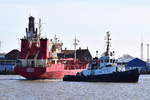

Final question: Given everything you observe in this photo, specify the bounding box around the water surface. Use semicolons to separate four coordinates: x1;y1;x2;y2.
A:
0;75;149;100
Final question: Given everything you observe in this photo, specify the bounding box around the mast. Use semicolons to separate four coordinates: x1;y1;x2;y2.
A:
38;18;42;39
105;31;111;56
54;35;58;44
73;36;79;60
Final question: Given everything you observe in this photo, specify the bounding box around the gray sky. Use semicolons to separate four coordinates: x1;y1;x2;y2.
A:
0;0;150;59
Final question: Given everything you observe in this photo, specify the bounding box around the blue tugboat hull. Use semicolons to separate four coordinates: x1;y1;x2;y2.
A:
63;69;139;82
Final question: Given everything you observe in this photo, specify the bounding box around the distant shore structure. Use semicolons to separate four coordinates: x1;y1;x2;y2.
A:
147;44;150;62
140;42;143;60
140;42;150;62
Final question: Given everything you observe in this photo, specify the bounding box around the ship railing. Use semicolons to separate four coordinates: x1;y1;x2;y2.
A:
16;59;49;68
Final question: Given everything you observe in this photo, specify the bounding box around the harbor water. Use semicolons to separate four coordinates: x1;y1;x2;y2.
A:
0;75;150;100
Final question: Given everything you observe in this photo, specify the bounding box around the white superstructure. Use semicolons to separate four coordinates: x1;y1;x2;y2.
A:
80;32;125;76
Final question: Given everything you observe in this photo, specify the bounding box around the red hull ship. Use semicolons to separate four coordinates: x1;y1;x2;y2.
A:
15;16;91;79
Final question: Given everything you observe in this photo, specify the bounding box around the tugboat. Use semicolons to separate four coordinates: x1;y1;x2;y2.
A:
63;32;140;82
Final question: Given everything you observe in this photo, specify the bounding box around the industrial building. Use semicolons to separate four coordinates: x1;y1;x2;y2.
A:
117;57;148;73
0;49;19;74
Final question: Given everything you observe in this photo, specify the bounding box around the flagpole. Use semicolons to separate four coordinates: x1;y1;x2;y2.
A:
73;35;80;62
73;36;77;61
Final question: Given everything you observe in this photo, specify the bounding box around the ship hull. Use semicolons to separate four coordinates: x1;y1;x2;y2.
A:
14;66;86;79
15;67;63;79
63;69;140;82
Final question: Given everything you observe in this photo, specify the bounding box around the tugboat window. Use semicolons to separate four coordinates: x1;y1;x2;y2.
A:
106;65;111;67
113;60;115;63
105;60;109;62
110;59;112;63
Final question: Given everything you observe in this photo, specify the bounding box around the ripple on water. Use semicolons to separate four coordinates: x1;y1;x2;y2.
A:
0;75;150;100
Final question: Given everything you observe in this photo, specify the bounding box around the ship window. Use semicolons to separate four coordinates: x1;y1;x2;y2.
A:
106;65;111;67
52;61;55;64
31;61;35;67
57;61;61;64
16;60;21;63
110;59;112;63
113;60;115;63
